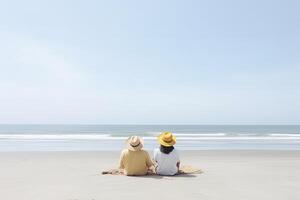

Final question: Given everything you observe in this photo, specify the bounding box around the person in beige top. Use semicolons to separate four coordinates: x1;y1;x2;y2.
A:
119;136;154;176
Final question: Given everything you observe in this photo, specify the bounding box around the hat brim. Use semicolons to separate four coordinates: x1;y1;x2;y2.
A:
126;137;144;151
157;134;176;147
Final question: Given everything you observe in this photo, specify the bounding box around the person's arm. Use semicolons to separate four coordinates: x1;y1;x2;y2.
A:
176;161;180;170
118;150;125;169
153;149;157;161
176;150;180;171
145;151;155;173
153;149;158;164
146;151;154;167
145;151;155;172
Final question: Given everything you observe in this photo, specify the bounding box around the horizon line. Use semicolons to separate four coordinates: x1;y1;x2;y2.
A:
0;124;299;126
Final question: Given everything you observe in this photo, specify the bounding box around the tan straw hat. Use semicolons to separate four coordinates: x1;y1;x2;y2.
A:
157;132;176;147
126;136;144;151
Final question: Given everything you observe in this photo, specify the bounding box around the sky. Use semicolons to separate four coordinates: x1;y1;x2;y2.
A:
0;0;300;124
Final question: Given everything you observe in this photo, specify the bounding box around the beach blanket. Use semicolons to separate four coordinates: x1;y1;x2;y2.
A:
102;165;202;175
179;165;203;174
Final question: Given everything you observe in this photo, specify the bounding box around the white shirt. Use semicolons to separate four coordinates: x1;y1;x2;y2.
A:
153;148;180;176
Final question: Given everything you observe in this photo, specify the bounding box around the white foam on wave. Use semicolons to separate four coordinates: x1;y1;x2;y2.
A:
146;132;227;136
236;133;260;136
1;134;300;141
174;133;226;137
143;136;300;140
269;134;300;137
0;134;112;140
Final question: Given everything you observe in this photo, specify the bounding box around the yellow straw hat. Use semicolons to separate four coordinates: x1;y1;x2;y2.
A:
157;132;176;147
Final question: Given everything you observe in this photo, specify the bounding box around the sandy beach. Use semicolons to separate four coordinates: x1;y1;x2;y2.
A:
1;150;300;200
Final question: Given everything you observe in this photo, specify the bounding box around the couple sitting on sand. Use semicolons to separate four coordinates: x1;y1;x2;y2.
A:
119;132;180;176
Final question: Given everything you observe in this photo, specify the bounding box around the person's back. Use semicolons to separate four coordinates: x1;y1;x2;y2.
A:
154;132;180;176
154;147;179;175
119;149;153;175
119;136;153;176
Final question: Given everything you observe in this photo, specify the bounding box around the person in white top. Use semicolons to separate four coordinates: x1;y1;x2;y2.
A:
153;132;180;176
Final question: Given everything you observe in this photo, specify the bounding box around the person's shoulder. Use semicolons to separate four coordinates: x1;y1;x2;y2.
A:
153;148;160;154
140;149;151;155
140;149;148;153
172;148;180;159
172;148;179;155
121;149;129;155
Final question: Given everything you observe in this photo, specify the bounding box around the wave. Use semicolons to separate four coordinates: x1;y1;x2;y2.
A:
0;134;112;140
269;134;300;137
172;133;226;137
1;134;300;141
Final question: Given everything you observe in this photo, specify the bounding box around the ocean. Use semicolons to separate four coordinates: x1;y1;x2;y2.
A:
0;125;300;151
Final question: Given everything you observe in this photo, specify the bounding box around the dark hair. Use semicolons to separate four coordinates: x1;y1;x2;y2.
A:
160;145;174;154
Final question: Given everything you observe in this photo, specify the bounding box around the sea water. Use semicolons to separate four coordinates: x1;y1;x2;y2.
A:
0;125;299;151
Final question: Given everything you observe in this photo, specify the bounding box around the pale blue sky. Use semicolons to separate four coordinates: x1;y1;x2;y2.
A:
0;0;299;124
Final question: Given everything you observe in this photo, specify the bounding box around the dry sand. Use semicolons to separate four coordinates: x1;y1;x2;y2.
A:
1;150;300;200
